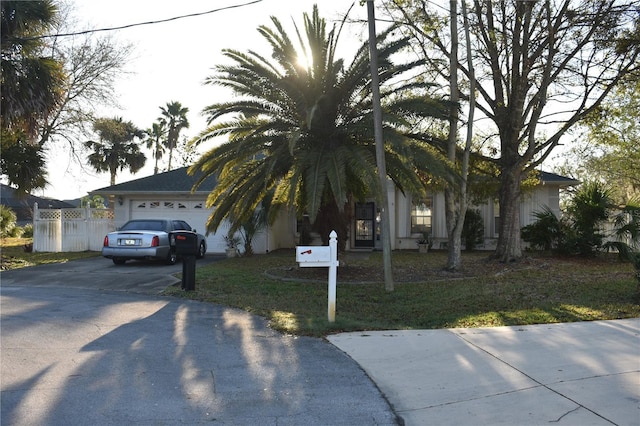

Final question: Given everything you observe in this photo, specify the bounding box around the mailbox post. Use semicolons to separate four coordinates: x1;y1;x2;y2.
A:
296;231;339;322
170;231;198;291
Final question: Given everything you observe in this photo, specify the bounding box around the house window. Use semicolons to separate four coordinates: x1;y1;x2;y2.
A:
164;201;174;209
150;201;160;209
178;202;187;209
494;200;500;236
136;202;146;209
411;198;432;234
193;202;203;209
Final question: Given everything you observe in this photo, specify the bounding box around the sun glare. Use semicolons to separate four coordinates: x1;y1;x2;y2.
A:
296;54;313;70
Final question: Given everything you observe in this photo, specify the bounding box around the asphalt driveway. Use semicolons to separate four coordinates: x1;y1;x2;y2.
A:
1;258;398;425
0;255;223;294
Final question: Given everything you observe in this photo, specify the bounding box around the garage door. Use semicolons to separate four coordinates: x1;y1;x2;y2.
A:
130;200;230;253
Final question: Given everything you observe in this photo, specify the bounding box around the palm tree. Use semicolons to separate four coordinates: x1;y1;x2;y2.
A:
190;5;449;245
85;117;146;204
144;121;167;174
1;0;65;136
1;0;65;193
159;101;189;171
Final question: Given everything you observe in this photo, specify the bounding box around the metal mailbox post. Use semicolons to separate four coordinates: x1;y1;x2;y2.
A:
170;231;198;291
296;231;339;322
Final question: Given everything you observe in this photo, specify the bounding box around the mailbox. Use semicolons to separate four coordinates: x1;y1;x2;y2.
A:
296;246;331;267
170;231;198;291
170;231;198;256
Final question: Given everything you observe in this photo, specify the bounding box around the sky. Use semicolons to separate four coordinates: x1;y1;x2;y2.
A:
43;0;372;200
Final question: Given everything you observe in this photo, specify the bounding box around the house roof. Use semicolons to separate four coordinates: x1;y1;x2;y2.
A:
1;184;76;224
539;171;580;187
90;166;218;195
1;184;76;209
89;167;578;197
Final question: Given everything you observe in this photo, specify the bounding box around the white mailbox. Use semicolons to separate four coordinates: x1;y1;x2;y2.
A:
296;246;331;267
295;231;339;323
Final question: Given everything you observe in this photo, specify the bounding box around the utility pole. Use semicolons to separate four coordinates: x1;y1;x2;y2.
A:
367;0;394;291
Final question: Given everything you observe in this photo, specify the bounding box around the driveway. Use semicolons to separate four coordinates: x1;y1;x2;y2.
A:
1;258;398;425
0;256;223;294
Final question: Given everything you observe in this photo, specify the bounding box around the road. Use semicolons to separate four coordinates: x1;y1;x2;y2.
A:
1;257;398;425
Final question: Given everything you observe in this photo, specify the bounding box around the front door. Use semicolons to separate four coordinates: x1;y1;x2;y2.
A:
354;202;375;248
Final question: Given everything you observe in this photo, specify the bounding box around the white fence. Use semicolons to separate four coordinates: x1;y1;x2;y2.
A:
33;203;115;252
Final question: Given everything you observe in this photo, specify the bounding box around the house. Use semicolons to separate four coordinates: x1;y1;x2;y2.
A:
0;183;76;226
91;167;578;254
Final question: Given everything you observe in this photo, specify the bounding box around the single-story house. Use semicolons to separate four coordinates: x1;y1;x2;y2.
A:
1;183;76;226
91;167;579;254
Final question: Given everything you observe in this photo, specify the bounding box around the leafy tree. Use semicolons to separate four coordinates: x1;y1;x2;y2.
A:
84;117;146;196
160;101;189;171
1;0;65;192
558;75;640;204
144;121;167;174
1;1;132;193
190;5;449;247
80;195;106;209
383;0;639;262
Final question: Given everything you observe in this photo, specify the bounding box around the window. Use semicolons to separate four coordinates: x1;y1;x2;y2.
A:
493;200;500;236
164;201;175;209
411;198;432;234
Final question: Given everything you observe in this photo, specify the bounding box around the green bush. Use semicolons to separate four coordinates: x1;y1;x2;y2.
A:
462;209;484;251
0;205;17;237
522;206;567;251
8;225;24;238
22;224;33;238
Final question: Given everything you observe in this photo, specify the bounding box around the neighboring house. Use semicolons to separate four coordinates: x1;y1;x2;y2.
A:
0;183;76;226
91;167;578;254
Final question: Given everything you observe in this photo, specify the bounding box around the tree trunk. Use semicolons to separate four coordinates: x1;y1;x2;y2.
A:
495;167;522;262
445;0;463;271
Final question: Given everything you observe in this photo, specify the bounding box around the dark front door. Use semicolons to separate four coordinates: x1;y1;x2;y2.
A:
354;202;375;248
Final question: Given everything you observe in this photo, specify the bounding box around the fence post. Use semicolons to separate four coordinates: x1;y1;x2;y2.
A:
33;202;38;252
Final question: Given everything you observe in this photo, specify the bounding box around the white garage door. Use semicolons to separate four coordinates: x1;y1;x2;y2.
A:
130;200;230;253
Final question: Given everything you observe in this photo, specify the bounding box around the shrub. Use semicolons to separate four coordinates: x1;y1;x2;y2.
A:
22;224;34;238
522;206;567;251
0;205;17;237
461;209;484;251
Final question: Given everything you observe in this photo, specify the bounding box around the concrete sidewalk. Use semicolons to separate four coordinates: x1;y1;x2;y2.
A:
328;319;640;426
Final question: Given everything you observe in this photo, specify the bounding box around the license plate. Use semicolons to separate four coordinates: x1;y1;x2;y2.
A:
123;239;137;246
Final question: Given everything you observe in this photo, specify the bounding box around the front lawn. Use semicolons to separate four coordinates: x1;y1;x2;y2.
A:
0;237;100;270
163;250;640;336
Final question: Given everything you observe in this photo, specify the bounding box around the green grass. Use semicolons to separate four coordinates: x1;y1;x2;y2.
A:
163;250;640;336
0;237;100;270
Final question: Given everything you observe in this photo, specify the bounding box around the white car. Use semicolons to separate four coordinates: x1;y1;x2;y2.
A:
102;219;207;265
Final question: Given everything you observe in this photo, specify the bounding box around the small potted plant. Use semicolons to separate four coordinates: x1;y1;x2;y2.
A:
224;234;241;258
417;231;433;253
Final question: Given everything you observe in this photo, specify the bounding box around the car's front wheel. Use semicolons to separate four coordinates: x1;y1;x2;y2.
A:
112;258;126;265
165;251;177;265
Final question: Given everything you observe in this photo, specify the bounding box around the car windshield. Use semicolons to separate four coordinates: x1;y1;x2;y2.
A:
120;220;167;232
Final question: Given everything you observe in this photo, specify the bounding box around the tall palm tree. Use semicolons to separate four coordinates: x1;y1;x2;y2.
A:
190;5;449;244
1;0;65;193
144;121;167;174
159;101;189;171
85;117;146;195
1;0;65;136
